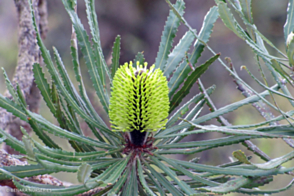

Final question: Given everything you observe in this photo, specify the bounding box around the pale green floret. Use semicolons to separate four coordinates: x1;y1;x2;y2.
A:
109;61;170;133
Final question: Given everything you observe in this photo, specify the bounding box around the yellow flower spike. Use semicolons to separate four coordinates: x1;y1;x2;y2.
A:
109;61;170;146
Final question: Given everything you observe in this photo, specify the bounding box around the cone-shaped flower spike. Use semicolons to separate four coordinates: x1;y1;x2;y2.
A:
109;61;169;146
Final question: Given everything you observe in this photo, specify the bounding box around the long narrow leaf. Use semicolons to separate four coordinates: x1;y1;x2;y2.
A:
155;0;185;70
170;54;219;112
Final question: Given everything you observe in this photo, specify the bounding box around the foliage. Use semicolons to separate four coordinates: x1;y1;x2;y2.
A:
0;0;294;195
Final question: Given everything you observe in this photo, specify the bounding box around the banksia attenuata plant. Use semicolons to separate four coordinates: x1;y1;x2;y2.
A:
109;61;169;146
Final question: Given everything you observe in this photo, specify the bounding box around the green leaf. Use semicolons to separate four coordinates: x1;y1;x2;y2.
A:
34;141;121;161
163;30;195;78
216;1;245;39
0;128;26;154
284;0;294;44
254;150;294;170
85;0;111;89
91;155;130;186
122;161;138;196
0;164;53;180
136;158;157;196
27;111;115;150
144;160;182;196
168;6;218;98
198;176;250;193
27;113;61;149
53;47;85;111
70;40;107;128
155;154;218;187
166;90;206;128
30;0;120;141
239;0;253;25
157;85;277;137
150;156;195;195
155;0;185;70
172;158;294;177
0;94;27;122
170;54;220;112
22;135;35;159
238;179;294;194
111;35;121;78
32;63;56;115
2;68;18;103
38;158;79;173
133;51;145;67
62;0;110;114
77;163;93;184
108;167;129;195
161;121;289;139
157;135;254;149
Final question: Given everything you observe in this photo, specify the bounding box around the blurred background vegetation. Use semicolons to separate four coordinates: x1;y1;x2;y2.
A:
0;0;293;195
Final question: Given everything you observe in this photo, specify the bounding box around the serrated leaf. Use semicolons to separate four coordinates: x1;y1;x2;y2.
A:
122;160;138;196
26;112;60;149
0;94;27;122
53;47;86;111
111;35;121;78
157;86;276;137
70;41;107;129
0;164;53;180
30;0;120;141
166;90;206;128
255;150;294;170
198;176;250;193
150;156;195;195
2;68;18;103
34;141;121;161
38;159;79;173
284;0;294;44
155;0;185;70
144;160;182;196
170;54;219;112
27;111;115;150
163;121;289;139
233;150;251;164
78;163;93;184
33;63;56;115
157;135;254;149
136;158;157;196
168;7;219;98
0;128;26;154
90;155;130;186
133;52;145;66
13;178;91;196
155;154;218;187
22;135;35;159
216;1;245;39
62;0;110;114
86;0;111;85
238;179;294;194
163;30;195;78
173;158;294;177
108;167;129;195
239;0;253;24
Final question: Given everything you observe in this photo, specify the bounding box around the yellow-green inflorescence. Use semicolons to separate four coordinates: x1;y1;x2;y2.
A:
109;61;169;142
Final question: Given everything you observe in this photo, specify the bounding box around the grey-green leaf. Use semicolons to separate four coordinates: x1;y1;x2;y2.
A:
77;163;93;184
155;0;185;70
284;0;294;44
